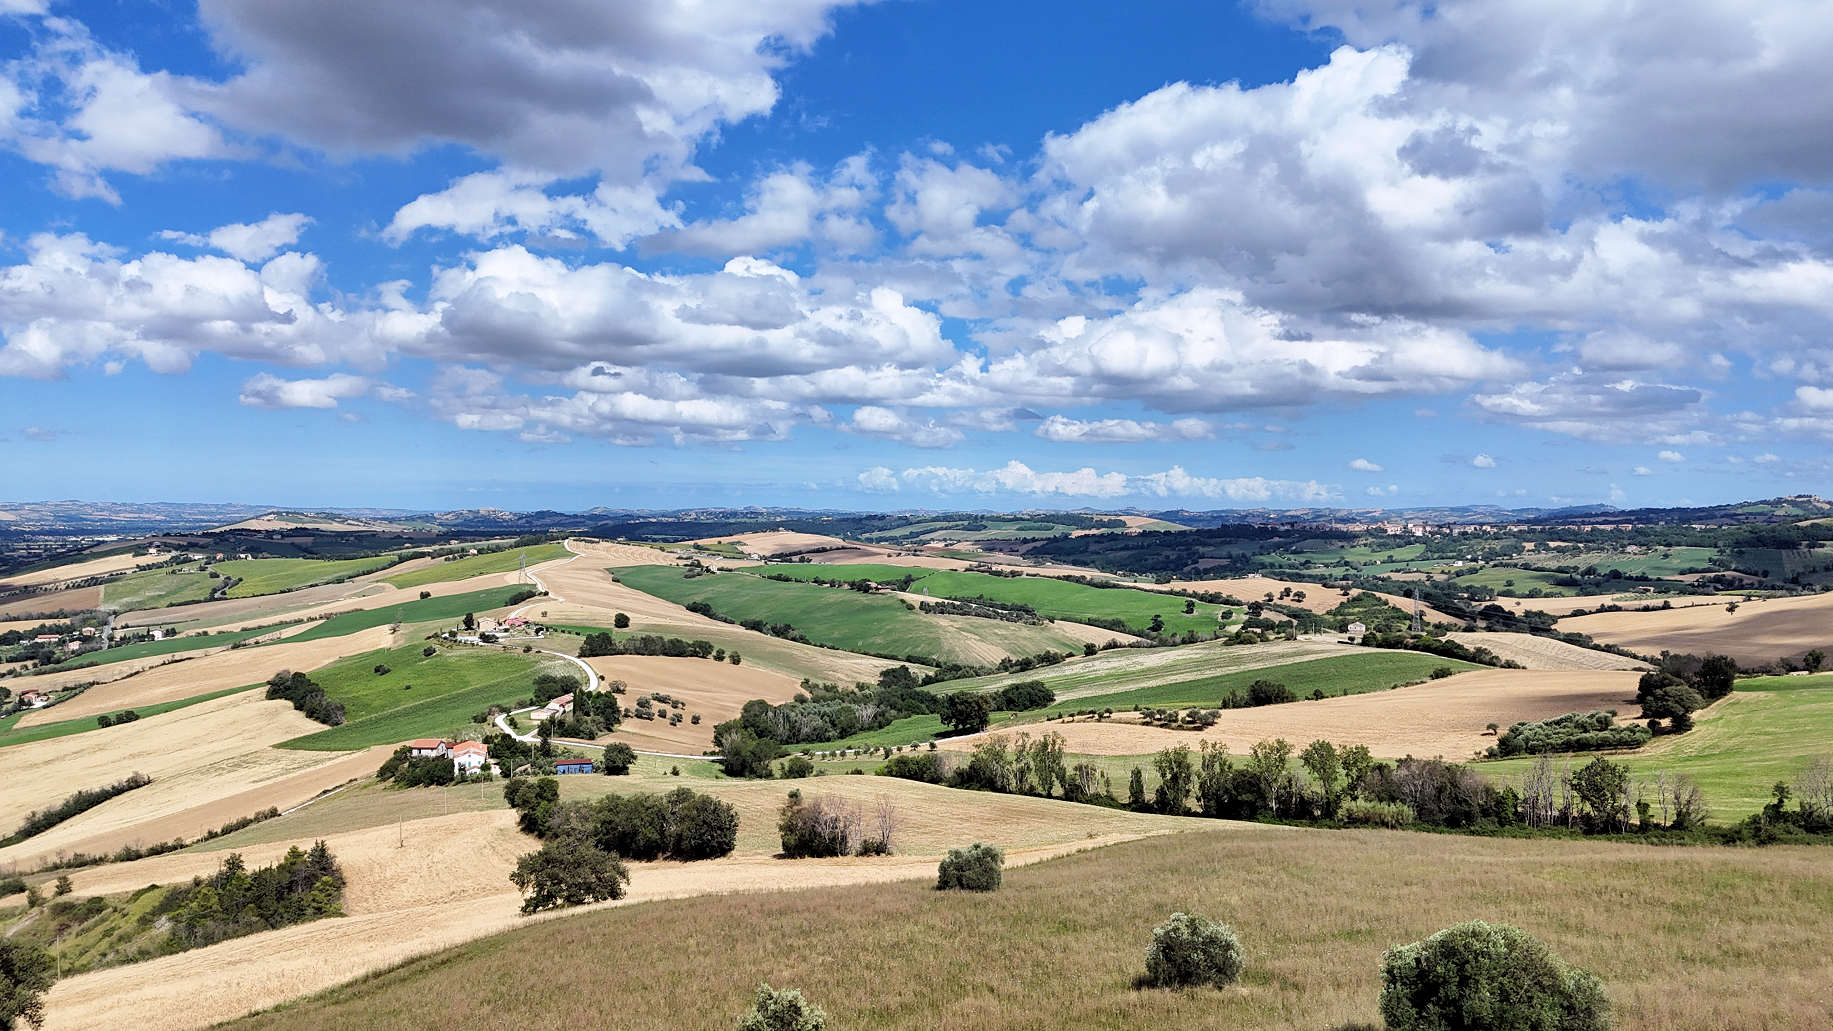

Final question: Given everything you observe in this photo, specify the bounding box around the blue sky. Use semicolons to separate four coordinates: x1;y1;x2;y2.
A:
1;0;1831;512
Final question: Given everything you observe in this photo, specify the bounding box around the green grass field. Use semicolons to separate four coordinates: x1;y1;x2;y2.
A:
1479;673;1833;819
382;543;570;589
0;684;259;749
612;565;1082;665
98;564;215;609
756;564;1228;635
805;651;1476;751
215;556;401;598
286;585;536;644
279;642;571;751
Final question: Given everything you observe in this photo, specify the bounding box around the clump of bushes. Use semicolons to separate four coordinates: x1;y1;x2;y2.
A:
736;983;826;1031
1143;912;1245;989
1340;799;1415;828
1491;711;1650;758
992;679;1055;711
1379;920;1609;1031
265;670;344;726
4;773;152;847
777;790;895;858
595;788;740;861
936;842;1003;891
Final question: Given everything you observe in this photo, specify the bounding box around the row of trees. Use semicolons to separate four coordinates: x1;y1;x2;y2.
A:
265;670;344;725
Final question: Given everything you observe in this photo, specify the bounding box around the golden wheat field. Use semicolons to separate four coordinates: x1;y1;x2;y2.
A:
0;691;391;868
1560;590;1833;664
1446;630;1652;671
1016;668;1639;758
585;654;804;752
0;584;102;619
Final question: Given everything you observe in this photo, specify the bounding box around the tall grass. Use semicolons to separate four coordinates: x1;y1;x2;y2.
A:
220;828;1833;1031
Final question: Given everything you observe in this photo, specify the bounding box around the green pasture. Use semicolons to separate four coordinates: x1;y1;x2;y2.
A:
279;642;571;751
1479;673;1833;819
756;564;1227;636
215;556;400;598
99;565;215;609
611;565;1081;665
382;543;570;589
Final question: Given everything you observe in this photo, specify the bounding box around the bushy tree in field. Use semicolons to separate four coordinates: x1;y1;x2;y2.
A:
509;835;628;914
1143;913;1245;989
736;984;826;1031
0;939;57;1030
1379;921;1609;1031
779;756;814;778
992;679;1054;711
936;842;1003;891
1152;744;1194;813
598;742;637;775
939;691;992;734
718;727;780;779
613;612;630;629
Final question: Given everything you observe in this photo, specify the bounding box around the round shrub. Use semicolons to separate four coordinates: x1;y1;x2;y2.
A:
936;842;1003;891
1379;921;1609;1031
1144;912;1245;989
736;983;826;1031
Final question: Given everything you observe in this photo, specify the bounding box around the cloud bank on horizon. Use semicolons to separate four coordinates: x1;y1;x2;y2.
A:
0;0;1830;509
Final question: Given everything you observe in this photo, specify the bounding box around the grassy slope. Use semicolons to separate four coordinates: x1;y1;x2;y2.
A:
381;543;569;590
0;685;258;749
279;644;570;751
99;565;215;609
219;828;1833;1031
612;566;1077;665
287;586;534;644
761;564;1227;635
215;556;398;599
1480;673;1833;819
808;651;1475;751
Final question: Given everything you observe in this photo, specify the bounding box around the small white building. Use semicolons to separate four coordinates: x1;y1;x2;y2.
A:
18;689;50;708
407;738;450;758
450;740;488;776
1346;621;1368;637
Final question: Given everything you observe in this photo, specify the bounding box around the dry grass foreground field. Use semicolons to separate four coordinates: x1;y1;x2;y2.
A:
12;624;398;725
1447;631;1652;671
1019;668;1639;758
0;691;392;868
1561;591;1833;665
208;826;1833;1031
36;777;1198;1031
584;654;803;752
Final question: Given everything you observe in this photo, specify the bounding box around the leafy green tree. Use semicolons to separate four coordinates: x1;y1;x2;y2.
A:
613;612;630;629
0;940;57;1031
1570;757;1632;833
717;727;780;779
938;692;992;734
598;742;637;775
1299;740;1344;817
1247;738;1295;817
509;836;628;914
1127;766;1147;809
1805;649;1825;674
1340;743;1374;794
1195;741;1233;816
1696;654;1738;699
1152;744;1195;814
462;612;476;631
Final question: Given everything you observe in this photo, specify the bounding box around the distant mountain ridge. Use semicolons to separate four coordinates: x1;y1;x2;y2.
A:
1;495;1824;537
